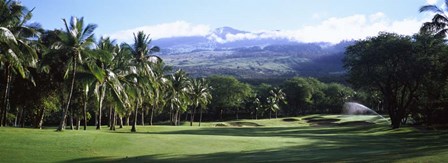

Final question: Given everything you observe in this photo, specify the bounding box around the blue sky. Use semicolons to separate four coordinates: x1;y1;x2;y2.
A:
22;0;438;43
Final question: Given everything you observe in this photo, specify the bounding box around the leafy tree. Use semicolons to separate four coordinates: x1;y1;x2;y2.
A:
411;31;448;125
322;83;354;113
208;75;251;120
344;33;421;129
281;77;313;115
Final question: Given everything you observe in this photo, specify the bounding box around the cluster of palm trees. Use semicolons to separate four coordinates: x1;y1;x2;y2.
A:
0;0;212;132
252;88;286;119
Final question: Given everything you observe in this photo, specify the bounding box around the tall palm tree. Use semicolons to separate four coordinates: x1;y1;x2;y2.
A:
0;0;38;126
55;17;97;131
420;1;448;37
149;61;170;126
84;37;130;130
189;78;212;126
167;70;191;126
122;31;160;132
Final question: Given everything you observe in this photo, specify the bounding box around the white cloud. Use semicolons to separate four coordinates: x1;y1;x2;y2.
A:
426;0;438;5
282;12;427;43
107;12;431;44
216;12;429;43
107;21;210;43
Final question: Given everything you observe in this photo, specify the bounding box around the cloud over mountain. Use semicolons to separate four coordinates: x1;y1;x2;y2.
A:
108;12;430;44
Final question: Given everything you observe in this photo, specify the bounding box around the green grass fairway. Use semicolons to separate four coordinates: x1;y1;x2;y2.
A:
0;115;447;162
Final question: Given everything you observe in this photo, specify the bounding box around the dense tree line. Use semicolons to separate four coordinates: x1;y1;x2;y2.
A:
2;0;448;130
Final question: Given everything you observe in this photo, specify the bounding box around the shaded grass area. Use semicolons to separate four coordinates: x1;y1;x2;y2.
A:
0;115;447;162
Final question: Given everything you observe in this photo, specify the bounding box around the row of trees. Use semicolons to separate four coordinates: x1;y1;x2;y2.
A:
0;0;356;129
205;76;356;121
0;0;214;132
5;0;448;130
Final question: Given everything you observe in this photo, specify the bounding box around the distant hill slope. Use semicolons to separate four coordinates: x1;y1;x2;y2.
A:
155;27;354;79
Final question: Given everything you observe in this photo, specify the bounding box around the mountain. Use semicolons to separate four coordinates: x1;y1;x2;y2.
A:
154;27;354;79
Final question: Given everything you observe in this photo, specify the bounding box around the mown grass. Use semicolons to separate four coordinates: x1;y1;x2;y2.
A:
0;115;447;162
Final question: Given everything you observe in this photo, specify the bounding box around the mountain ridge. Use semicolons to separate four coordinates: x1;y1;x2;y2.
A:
155;27;354;79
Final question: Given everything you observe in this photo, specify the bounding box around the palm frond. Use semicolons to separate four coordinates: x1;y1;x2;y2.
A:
420;5;443;13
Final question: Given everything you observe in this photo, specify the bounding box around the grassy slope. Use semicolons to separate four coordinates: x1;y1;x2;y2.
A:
0;115;447;162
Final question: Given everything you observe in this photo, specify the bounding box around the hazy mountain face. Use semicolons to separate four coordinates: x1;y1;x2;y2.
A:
154;27;354;79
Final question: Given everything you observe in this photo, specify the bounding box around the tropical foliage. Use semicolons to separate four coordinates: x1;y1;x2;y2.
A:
1;0;448;130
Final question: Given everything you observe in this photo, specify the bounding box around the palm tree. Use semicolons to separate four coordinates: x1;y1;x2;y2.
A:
0;0;38;126
249;96;262;120
149;61;170;126
268;88;287;118
122;31;160;132
420;1;448;37
55;17;97;131
190;78;212;126
84;37;131;130
167;70;191;126
189;78;212;126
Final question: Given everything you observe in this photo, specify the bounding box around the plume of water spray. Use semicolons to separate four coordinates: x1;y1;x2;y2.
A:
342;102;388;121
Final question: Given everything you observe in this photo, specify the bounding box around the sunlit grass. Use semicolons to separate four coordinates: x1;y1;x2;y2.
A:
0;115;446;162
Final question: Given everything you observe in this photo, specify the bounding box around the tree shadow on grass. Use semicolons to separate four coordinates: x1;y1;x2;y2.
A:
62;136;448;162
65;126;448;162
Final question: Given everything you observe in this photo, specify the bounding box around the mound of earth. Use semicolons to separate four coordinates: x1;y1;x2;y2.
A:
283;118;299;122
215;123;228;127
337;121;375;126
228;122;263;127
303;116;323;121
215;122;263;127
307;118;340;127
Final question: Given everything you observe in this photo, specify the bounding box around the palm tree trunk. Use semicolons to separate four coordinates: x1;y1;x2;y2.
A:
77;119;81;130
14;107;18;127
96;85;106;130
2;67;12;127
119;115;123;128
150;105;155;126
275;111;278;119
125;115;129;126
18;107;24;128
110;108;115;130
190;107;195;126
57;59;77;131
199;108;203;127
236;109;239;120
173;110;178;126
269;110;272;119
131;101;138;132
108;107;112;127
83;97;88;130
177;112;182;126
75;116;80;130
69;109;74;130
36;108;45;129
141;107;145;126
